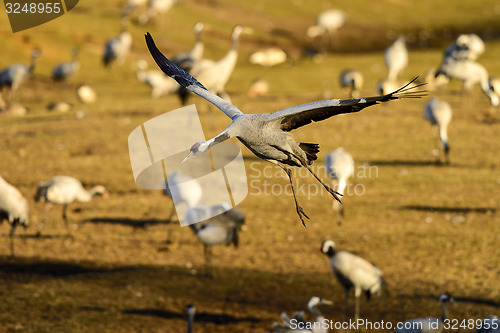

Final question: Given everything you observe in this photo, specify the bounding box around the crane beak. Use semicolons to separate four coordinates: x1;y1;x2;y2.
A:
182;151;194;164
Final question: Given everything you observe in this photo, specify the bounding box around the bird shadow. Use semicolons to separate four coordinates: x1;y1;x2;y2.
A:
122;308;261;324
400;205;496;214
367;159;449;167
82;217;174;229
15;234;67;240
0;257;142;277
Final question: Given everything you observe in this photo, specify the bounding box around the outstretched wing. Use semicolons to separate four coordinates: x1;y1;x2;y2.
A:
267;78;426;132
145;32;243;120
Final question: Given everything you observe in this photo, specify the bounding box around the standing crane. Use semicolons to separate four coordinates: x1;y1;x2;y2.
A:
320;240;384;320
0;175;28;256
443;34;485;63
423;98;452;164
35;176;107;236
474;316;499;333
394;293;456;333
52;48;80;81
183;25;252;104
385;37;408;81
145;32;426;226
339;69;363;98
325;148;354;224
171;22;206;73
103;19;132;67
185;202;245;277
435;59;499;107
0;48;41;100
185;304;196;333
136;60;178;98
307;9;346;39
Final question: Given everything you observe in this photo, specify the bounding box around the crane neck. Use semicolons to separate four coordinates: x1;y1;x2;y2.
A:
187;313;194;333
440;300;448;321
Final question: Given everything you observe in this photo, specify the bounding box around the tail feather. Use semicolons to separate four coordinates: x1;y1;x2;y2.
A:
299;142;320;164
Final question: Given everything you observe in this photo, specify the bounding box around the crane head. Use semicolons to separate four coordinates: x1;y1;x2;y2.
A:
182;141;210;163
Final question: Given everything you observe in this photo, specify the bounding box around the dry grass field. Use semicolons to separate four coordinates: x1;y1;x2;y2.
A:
0;0;499;332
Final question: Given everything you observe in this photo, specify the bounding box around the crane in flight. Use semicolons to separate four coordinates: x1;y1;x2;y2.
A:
145;32;425;226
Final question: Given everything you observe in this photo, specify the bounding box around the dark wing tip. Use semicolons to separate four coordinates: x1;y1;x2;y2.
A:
389;76;428;99
144;32;206;91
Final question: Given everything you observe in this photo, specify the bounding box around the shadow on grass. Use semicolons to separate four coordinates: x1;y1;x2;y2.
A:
367;159;446;167
401;205;496;214
0;257;143;277
82;217;173;228
123;308;261;324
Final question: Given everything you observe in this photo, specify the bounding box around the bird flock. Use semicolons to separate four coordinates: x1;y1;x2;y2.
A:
0;2;498;332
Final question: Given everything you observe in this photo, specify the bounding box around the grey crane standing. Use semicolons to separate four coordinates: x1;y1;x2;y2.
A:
339;69;363;98
320;240;384;320
136;59;178;98
171;22;205;73
325;148;354;224
385;37;408;81
423;98;452;164
394;293;456;333
186;304;195;333
0;48;41;100
435;59;499;107
181;25;251;104
103;18;132;67
35;176;108;236
0;175;28;256
185;203;245;277
52;48;80;82
145;32;425;226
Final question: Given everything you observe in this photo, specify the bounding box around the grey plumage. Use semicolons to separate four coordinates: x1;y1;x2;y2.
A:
321;240;384;320
271;296;333;333
103;19;132;67
0;49;40;92
186;304;195;333
52;48;80;81
423;98;452;164
145;32;425;226
385;37;408;81
325;148;354;224
35;176;107;236
394;293;456;333
443;34;484;63
340;69;363;98
186;203;245;276
435;59;499;107
0;175;28;256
